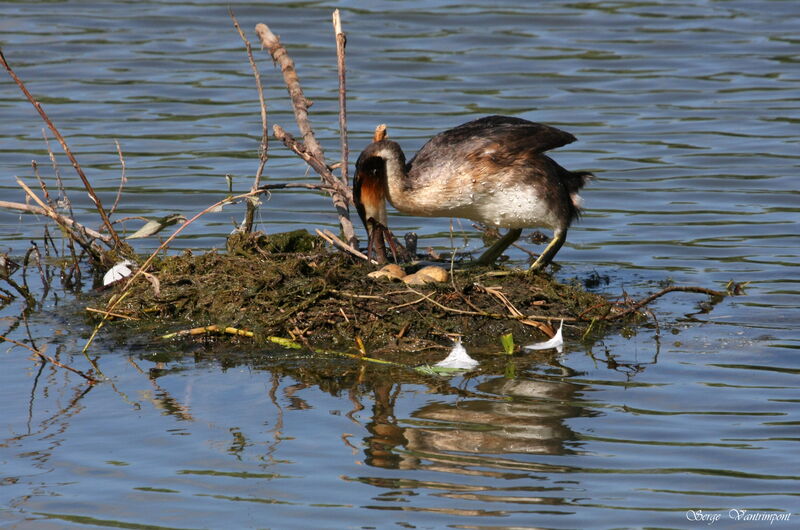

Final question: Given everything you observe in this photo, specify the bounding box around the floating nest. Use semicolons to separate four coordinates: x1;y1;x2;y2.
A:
97;229;627;365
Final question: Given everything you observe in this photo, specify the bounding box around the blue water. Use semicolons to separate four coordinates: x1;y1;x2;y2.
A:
1;1;798;528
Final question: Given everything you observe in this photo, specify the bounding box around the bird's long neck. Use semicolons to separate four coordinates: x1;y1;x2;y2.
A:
382;154;410;208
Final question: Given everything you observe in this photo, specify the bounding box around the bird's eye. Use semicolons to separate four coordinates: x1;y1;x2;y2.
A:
365;156;384;176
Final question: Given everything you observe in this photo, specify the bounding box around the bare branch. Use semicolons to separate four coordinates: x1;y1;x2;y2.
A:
110;139;127;217
8;182;108;262
272;125;352;200
603;285;727;321
254;23;357;246
1;334;98;384
333;9;349;188
230;8;269;233
316;228;376;264
255;23;322;160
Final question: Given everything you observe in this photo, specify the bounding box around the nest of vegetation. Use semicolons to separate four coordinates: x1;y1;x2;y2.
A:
99;230;625;365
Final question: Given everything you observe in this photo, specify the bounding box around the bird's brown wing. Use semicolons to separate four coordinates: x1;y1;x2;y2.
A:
407;115;577;185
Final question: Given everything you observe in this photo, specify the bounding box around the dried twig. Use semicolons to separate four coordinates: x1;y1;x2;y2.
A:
329;290;384;300
110;139;127;217
259;182;334;194
271;125;351;196
231;9;269;233
1;334;98;384
22;242;47;298
42;128;73;218
604;285;726;321
85;307;138;320
0;288;13;304
255;23;357;246
394;287;576;325
40;130;83;272
0;254;34;307
31;160;53;207
0;48;124;250
478;284;555;336
11;181;107;262
333;9;349;188
255;24;322;159
316;228;376;264
13;179;97;241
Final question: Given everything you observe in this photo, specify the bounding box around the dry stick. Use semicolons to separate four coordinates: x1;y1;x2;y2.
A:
1;334;98;384
85;307;138;320
230;9;269;234
0;49;123;250
30;162;73;281
41;130;83;276
42;128;74;219
604;285;727;321
255;24;323;162
479;284;554;336
272;126;352;199
259;182;334;194
162;324;255;339
0;269;34;307
330;290;384;300
13;179;104;244
31;161;54;207
333;10;349;189
11;181;107;262
22;243;47;298
315;228;376;264
396;287;576;324
110;139;127;217
254;23;358;246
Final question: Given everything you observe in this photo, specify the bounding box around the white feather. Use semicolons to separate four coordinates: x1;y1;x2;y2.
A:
524;320;564;353
435;339;479;370
103;260;134;286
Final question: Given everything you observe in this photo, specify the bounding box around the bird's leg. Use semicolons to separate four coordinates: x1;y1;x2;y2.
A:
367;219;409;263
366;218;388;263
529;229;566;272
365;218;411;264
383;228;400;263
476;228;522;265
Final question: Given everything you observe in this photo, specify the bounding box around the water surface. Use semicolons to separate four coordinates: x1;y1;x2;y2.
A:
1;1;798;528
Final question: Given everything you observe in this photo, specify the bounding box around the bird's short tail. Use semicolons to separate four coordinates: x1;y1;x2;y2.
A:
568;171;594;211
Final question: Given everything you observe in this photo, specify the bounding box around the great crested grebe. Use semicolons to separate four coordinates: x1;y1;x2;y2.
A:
353;115;593;271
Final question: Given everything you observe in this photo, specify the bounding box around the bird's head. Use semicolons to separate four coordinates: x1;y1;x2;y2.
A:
353;139;405;238
353;135;405;259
